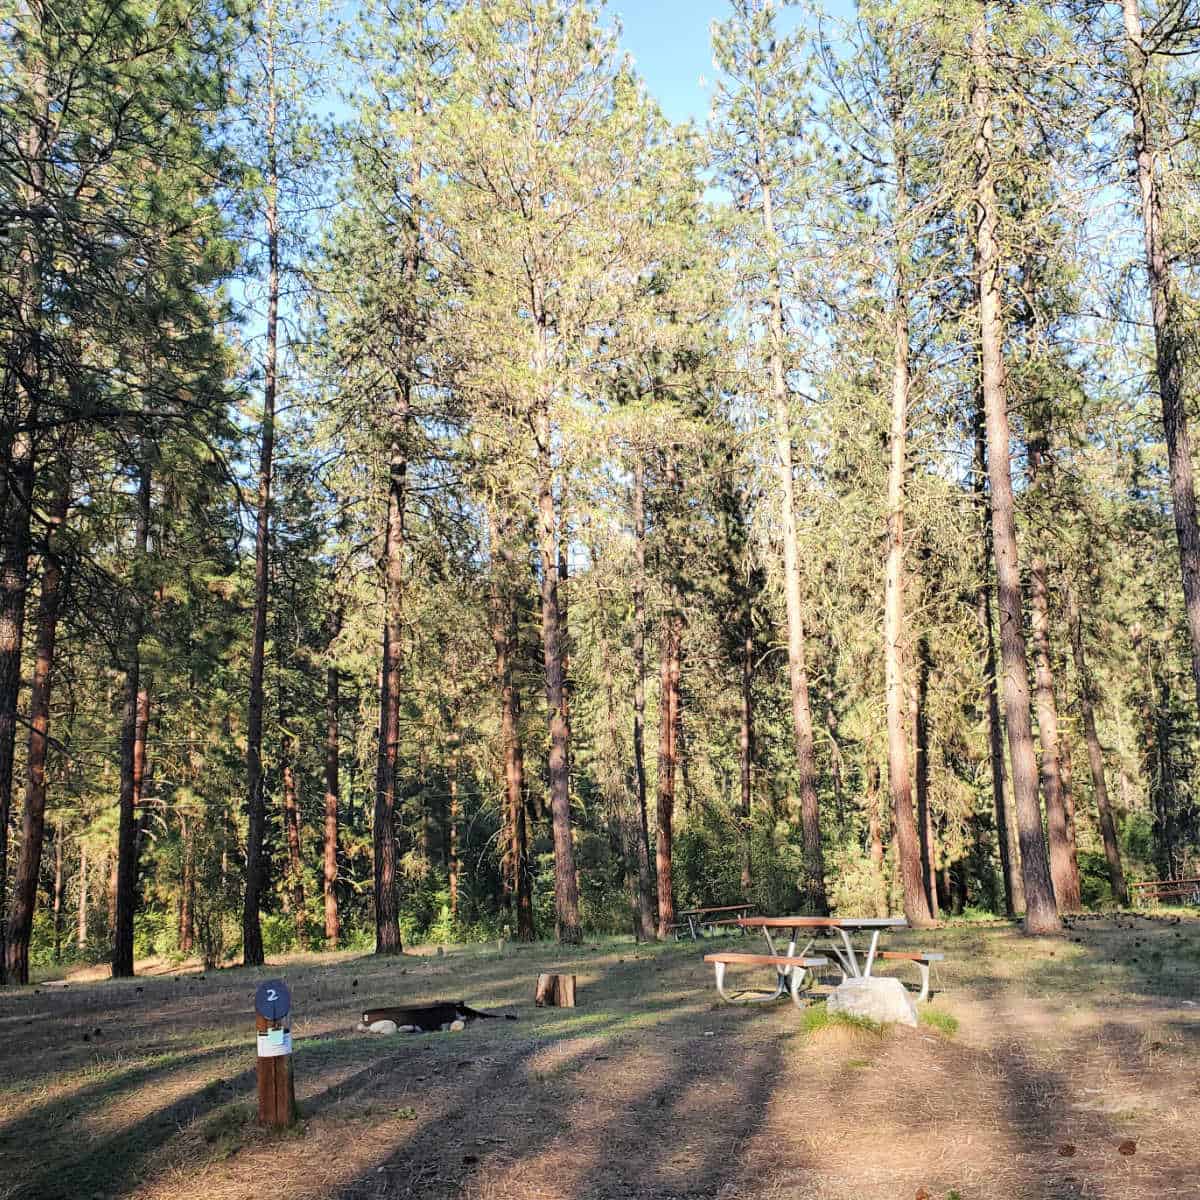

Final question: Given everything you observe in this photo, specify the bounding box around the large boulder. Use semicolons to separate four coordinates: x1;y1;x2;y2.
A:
826;975;918;1028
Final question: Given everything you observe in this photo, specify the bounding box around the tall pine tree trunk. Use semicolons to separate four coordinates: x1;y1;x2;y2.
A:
76;839;88;952
656;613;682;937
5;458;69;983
1067;582;1128;905
374;384;407;954
0;45;47;984
972;0;1059;933
323;619;340;947
281;733;303;936
1122;0;1200;720
761;172;826;914
883;187;933;926
630;456;656;937
113;460;152;977
447;716;460;920
913;638;940;921
243;12;280;968
532;289;580;945
1027;449;1081;911
974;403;1023;916
488;510;533;942
739;615;754;896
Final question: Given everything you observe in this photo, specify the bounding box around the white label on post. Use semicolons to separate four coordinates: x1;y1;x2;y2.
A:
257;1030;292;1057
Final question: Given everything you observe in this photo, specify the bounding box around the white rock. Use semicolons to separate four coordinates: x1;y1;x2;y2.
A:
448;1019;466;1032
826;975;918;1028
367;1019;399;1035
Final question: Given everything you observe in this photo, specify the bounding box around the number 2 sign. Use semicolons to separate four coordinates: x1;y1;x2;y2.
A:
254;978;291;1021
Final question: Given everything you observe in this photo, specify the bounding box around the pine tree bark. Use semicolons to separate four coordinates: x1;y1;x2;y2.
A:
739;616;754;896
761;174;826;914
179;816;195;955
0;40;47;984
77;839;88;952
5;459;70;983
447;716;460;920
532;287;581;945
656;613;683;937
913;638;940;921
113;459;152;977
243;8;281;968
883;173;933;925
1067;583;1128;905
1027;442;1081;911
281;734;303;936
974;403;1023;916
630;456;656;938
374;384;407;955
323;617;340;946
52;818;62;963
971;1;1059;933
1121;0;1200;720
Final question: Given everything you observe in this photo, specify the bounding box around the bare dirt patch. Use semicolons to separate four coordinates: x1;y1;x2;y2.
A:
1;917;1198;1200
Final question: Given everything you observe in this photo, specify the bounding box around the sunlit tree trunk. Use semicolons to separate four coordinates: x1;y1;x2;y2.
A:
281;733;303;936
1027;439;1081;911
739;615;754;896
656;613;683;937
1067;583;1127;904
4;459;69;983
489;506;534;941
761;171;826;913
76;839;88;952
243;5;281;968
0;32;47;985
972;0;1059;933
630;456;656;938
884;164;933;924
974;404;1023;916
113;460;152;977
532;282;581;945
323;617;340;947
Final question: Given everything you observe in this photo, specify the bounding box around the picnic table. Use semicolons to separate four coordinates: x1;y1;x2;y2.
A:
738;915;909;980
673;903;756;941
1131;877;1200;906
703;916;908;1006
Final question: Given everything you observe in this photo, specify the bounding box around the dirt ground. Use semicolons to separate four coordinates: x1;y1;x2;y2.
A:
1;914;1198;1200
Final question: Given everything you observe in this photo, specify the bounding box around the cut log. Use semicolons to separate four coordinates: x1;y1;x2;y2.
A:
534;973;576;1007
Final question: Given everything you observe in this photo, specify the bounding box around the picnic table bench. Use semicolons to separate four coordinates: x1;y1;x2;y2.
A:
674;903;756;941
703;951;829;1007
1131;878;1200;906
706;915;946;1006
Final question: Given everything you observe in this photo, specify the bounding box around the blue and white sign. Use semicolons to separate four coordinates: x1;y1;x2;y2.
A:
254;979;291;1021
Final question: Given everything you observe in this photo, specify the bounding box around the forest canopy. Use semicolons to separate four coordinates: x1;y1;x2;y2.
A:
2;0;1199;983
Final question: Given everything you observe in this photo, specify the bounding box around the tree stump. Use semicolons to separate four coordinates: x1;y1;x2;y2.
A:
535;973;577;1007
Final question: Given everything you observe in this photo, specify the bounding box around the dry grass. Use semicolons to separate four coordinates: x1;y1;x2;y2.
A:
1;915;1198;1200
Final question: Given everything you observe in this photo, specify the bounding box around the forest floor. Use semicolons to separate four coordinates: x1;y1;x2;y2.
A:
1;914;1199;1200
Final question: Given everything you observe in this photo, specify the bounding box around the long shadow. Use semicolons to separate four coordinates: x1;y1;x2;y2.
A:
320;952;791;1200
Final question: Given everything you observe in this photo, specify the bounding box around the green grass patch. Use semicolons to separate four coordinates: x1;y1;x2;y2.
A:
919;1008;959;1035
799;1003;884;1037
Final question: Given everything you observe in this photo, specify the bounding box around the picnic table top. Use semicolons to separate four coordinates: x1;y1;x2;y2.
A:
737;916;908;929
678;903;755;916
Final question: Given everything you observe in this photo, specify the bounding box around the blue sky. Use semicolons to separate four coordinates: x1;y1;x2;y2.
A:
613;0;854;125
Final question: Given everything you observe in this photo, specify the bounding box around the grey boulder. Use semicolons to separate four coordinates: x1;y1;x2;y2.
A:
826;975;918;1027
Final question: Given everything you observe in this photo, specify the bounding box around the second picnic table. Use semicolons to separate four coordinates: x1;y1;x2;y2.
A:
737;915;908;980
675;903;755;941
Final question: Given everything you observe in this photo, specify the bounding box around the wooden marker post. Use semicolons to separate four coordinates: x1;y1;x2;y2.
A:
254;979;297;1127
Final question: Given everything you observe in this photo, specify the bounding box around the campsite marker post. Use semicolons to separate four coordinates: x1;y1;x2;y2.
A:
255;978;297;1127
